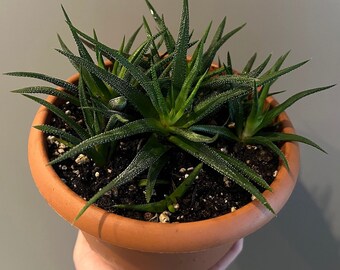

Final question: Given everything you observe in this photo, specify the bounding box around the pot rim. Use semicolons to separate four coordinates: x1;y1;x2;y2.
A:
28;72;300;253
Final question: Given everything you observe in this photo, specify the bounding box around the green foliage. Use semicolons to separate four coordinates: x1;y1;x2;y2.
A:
9;0;333;219
200;51;334;169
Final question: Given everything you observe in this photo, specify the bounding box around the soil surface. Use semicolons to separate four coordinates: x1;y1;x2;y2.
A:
46;101;279;223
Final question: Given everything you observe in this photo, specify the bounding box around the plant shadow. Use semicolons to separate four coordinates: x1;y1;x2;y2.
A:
229;179;340;270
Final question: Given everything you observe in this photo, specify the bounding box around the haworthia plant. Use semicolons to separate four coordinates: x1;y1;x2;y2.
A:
8;0;334;219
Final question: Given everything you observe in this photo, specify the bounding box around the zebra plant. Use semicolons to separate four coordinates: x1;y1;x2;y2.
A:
8;0;333;219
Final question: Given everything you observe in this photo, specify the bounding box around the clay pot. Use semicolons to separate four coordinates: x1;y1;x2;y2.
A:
28;72;300;270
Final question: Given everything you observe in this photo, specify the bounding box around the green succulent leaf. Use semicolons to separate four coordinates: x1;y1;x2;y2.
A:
260;85;335;131
171;0;190;94
75;136;170;220
57;33;80;71
80;64;112;103
174;30;206;115
170;127;218;143
61;5;93;63
257;59;309;87
78;70;96;137
67;24;167;113
207;17;226;53
242;53;257;74
56;49;156;118
142;16;160;61
145;0;176;53
202;23;246;73
172;70;208;123
124;25;143;54
202;74;256;91
34;125;81;145
179;88;249;127
248;54;272;78
259;132;327;153
93;30;106;69
49;118;165;165
149;65;169;118
145;155;169;203
245;136;289;169
168;135;274;213
5;72;78;93
23;94;89;140
114;163;203;213
190;125;239;141
11;86;79;106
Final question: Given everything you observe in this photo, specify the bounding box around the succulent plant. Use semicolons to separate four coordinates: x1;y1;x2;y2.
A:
8;0;333;220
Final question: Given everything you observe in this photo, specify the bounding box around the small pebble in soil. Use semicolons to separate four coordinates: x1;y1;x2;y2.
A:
223;177;232;187
59;143;66;149
251;195;256;201
228;122;235;128
231;207;237;212
75;154;90;165
220;147;227;153
179;168;186;173
159;211;170;223
47;135;56;144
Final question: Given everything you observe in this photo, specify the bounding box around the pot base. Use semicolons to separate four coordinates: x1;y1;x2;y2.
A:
75;231;238;270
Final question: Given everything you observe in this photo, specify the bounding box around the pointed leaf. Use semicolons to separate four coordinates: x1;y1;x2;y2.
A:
190;125;239;141
23;94;89;140
242;53;257;74
171;0;190;92
202;23;246;72
34;125;81;145
75;136;169;220
259;132;327;153
257;59;309;86
12;86;79;106
61;5;93;62
5;72;78;93
145;0;176;53
124;25;143;54
260;85;335;130
49;118;165;165
115;163;202;213
248;54;272;78
179;88;249;127
168;136;274;213
245;136;289;169
56;49;156;118
145;155;169;203
170;127;218;143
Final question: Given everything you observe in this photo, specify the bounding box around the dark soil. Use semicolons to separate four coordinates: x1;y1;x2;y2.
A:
46;101;279;223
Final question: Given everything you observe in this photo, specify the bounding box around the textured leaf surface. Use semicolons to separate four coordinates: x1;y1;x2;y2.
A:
49;118;165;165
75;136;169;220
168;136;274;213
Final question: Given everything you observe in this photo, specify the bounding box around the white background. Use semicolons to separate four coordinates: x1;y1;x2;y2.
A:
1;0;339;269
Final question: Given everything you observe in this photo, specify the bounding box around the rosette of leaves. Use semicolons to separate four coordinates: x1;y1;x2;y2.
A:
8;0;333;219
193;52;334;169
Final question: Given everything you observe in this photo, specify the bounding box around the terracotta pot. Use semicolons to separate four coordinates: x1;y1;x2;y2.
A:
28;72;300;270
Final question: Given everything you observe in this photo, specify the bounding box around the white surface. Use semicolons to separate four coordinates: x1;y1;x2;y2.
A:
1;1;339;269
